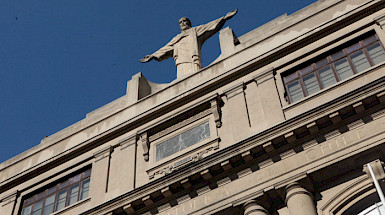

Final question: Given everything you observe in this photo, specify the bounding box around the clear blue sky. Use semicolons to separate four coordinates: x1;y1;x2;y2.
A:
0;0;317;163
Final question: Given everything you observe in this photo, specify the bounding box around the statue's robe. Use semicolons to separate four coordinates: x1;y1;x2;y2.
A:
151;16;227;79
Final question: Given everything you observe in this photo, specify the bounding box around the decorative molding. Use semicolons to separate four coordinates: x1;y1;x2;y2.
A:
224;82;245;99
253;67;275;85
93;145;113;162
374;13;385;29
140;132;149;162
363;159;385;181
210;98;222;128
149;109;212;142
0;190;18;207
118;133;137;150
149;145;219;179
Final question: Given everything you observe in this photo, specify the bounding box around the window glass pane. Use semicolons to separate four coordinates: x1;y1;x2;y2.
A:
55;190;67;212
367;43;385;65
331;50;345;61
351;50;370;73
287;80;304;103
46;186;57;196
156;122;210;161
42;195;55;215
316;58;328;68
24;196;35;207
80;178;90;200
303;73;320;96
379;203;385;215
69;174;82;184
347;43;361;53
300;65;314;76
83;169;91;178
59;180;68;190
363;35;377;46
318;66;336;88
36;191;45;201
283;72;298;83
67;184;80;206
32;200;43;215
22;205;32;215
334;58;354;80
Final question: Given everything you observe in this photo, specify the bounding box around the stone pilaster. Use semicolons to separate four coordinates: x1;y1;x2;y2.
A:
374;14;385;44
0;191;18;215
285;183;317;215
118;134;137;192
244;200;270;215
246;68;285;131
224;82;250;141
90;145;113;206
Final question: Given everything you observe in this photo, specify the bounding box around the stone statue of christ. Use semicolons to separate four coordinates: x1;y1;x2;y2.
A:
140;9;237;79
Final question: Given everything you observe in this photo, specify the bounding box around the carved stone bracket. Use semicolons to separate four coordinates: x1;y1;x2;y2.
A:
140;132;150;162
210;97;222;128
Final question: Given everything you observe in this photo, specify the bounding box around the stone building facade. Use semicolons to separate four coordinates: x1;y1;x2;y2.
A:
2;0;385;214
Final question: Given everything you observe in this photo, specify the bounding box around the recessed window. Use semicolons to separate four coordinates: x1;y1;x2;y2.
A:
284;33;385;103
21;168;91;215
155;121;210;161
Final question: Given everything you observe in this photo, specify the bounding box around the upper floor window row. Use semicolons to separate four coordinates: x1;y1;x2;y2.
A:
284;33;385;103
21;168;91;215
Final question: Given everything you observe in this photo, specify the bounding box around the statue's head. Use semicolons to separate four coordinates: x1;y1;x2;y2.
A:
179;17;191;31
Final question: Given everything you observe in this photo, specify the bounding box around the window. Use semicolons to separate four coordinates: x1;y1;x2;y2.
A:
21;168;91;215
155;121;210;161
357;202;385;215
284;33;385;103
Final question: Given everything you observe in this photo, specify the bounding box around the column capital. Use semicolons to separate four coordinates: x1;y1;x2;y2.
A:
285;182;313;204
243;200;270;215
363;159;385;181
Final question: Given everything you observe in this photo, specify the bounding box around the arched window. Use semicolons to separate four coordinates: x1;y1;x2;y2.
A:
357;202;385;215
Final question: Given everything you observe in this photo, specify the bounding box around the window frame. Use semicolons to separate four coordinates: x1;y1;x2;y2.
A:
146;110;220;179
21;168;91;215
283;33;385;104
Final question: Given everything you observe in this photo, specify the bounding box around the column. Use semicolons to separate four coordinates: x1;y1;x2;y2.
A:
244;200;269;215
0;191;18;215
285;183;317;215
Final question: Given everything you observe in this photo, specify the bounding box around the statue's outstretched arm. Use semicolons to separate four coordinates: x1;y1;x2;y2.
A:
224;9;237;20
139;55;154;63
